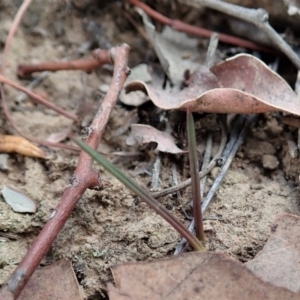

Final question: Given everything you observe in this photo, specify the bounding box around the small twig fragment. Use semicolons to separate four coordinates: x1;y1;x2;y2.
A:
128;0;273;53
181;0;300;69
151;154;161;191
0;74;78;122
18;57;102;78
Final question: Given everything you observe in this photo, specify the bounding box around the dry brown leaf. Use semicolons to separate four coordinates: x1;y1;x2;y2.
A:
108;252;299;300
18;259;83;300
126;124;185;154
246;213;300;293
126;54;300;115
0;135;45;158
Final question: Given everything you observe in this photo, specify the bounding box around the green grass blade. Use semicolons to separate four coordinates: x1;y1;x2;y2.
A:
187;111;205;242
74;137;205;251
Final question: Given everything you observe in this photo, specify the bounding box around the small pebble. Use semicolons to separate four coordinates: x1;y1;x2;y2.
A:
1;186;37;213
262;154;279;170
0;154;9;170
98;84;109;93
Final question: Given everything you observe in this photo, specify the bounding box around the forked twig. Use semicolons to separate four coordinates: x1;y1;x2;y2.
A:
0;44;131;299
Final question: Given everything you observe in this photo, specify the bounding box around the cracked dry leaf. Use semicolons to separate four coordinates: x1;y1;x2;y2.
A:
108;252;299;300
246;213;300;293
19;259;82;300
0;135;45;158
126;124;185;154
126;54;300;115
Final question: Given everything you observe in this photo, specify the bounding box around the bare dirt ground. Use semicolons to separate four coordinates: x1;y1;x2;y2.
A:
0;1;299;299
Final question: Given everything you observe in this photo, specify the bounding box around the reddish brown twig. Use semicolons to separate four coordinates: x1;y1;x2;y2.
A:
0;0;80;152
127;0;274;53
2;0;33;68
18;57;102;78
0;44;131;299
0;74;78;122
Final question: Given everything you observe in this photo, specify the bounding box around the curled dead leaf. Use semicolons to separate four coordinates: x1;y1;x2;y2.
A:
126;124;185;154
0;135;45;158
125;54;300;115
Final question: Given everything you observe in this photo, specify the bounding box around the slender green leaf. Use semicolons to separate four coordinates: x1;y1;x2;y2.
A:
187;111;205;242
74;137;204;251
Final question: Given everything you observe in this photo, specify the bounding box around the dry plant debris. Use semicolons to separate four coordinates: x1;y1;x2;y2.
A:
18;259;82;300
126;54;300;115
126;124;185;154
138;11;201;88
246;213;300;293
1;0;300;299
108;252;299;300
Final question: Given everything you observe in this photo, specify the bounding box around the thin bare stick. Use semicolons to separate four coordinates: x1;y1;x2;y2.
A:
1;90;80;151
204;33;219;68
127;0;273;53
123;10;154;46
201;115;258;212
0;44;131;299
0;74;78;121
174;115;257;254
16;71;50;103
181;0;300;69
200;133;212;198
151;154;161;190
18;57;102;78
0;0;81;151
0;0;79;152
16;41;93;103
151;122;227;198
171;163;181;198
2;0;33;69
